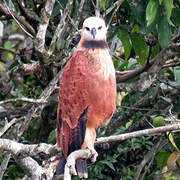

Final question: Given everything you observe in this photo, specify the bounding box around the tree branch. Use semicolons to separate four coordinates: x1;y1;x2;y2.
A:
116;34;180;86
0;118;18;137
48;0;74;56
0;97;47;105
35;0;55;54
97;123;180;145
0;139;60;158
1;1;35;38
64;149;91;180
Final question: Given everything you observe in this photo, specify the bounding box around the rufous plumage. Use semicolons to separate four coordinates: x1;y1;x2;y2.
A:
56;16;116;179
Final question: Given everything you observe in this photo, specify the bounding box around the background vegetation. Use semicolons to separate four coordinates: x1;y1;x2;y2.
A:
0;0;180;179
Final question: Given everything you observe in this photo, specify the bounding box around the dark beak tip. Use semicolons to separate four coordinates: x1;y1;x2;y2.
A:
91;28;96;38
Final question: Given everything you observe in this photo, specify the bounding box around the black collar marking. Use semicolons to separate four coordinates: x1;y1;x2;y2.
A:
82;40;108;49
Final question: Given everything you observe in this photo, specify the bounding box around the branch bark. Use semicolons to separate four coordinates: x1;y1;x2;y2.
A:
36;0;55;54
96;123;180;145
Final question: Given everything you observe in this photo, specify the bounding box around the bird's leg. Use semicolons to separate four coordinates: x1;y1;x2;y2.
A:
81;127;98;162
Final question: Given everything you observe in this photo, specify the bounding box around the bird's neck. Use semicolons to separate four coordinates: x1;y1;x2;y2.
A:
78;39;108;49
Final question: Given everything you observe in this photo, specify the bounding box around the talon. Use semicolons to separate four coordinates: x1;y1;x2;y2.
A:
89;149;98;163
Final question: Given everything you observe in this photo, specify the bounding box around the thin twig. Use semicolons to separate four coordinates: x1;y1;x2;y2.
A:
3;0;33;38
0;153;11;180
0;118;18;137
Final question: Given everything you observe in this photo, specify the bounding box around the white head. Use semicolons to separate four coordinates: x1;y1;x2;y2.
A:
81;17;107;41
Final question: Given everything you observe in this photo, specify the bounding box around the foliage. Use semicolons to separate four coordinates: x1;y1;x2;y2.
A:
0;0;180;179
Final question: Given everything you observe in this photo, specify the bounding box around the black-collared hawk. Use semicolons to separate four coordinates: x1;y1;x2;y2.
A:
56;17;116;178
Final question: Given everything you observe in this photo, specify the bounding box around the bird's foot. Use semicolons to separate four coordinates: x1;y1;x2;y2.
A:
88;148;98;163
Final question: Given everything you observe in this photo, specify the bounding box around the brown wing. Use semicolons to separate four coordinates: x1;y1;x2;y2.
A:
56;50;90;157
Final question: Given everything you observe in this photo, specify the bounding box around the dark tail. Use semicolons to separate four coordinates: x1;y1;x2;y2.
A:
56;154;66;175
76;159;88;179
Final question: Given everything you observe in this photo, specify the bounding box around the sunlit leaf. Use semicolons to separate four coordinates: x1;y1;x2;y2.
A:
99;0;106;11
146;0;158;26
168;133;179;151
153;116;166;127
159;0;163;5
0;62;5;72
117;29;132;60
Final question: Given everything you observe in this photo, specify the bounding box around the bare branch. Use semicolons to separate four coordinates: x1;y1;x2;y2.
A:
48;0;74;56
103;0;125;17
96;123;180;145
0;139;60;159
0;153;11;179
19;62;41;75
2;1;34;38
0;118;18;137
36;0;55;54
0;97;47;105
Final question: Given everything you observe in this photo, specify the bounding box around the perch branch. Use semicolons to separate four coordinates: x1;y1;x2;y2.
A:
64;149;92;180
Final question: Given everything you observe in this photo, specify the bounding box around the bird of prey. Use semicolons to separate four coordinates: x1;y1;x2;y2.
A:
56;16;116;178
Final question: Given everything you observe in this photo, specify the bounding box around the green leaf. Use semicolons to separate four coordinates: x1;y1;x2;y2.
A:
157;16;171;48
99;0;106;11
117;29;132;60
4;41;12;49
156;151;171;170
146;0;159;26
163;0;173;23
99;160;115;171
174;66;180;82
131;33;149;65
159;0;163;5
171;8;180;26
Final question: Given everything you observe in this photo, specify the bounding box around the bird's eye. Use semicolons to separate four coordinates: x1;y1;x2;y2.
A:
85;27;90;31
98;26;102;30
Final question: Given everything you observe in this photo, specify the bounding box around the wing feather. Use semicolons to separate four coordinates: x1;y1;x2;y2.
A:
56;50;89;157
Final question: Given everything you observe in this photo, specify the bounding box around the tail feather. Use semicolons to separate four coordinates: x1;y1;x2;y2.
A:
56;155;66;175
76;159;88;179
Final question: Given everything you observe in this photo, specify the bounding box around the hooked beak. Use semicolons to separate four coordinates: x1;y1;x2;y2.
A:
91;28;96;39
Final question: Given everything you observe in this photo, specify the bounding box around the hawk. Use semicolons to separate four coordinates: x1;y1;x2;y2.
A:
56;17;116;178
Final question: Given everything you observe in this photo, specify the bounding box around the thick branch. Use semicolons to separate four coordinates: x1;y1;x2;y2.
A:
0;139;60;159
64;149;91;180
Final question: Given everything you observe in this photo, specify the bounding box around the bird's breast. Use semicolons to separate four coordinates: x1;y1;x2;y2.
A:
85;48;115;79
83;48;116;127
